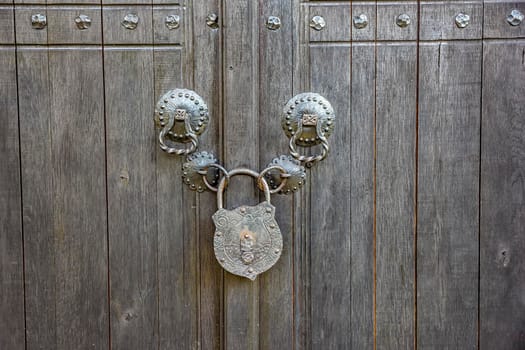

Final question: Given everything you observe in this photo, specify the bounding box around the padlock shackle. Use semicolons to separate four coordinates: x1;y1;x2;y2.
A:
216;168;271;209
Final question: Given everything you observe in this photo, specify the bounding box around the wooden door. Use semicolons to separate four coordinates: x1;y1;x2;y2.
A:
1;1;525;349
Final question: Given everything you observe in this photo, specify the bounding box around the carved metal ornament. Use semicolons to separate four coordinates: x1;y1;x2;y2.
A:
213;169;283;280
266;16;281;30
165;14;180;30
353;14;369;29
310;15;326;31
154;89;209;155
396;14;411;28
75;14;92;30
455;13;470;28
31;13;47;30
507;9;524;26
182;151;221;192
122;13;139;30
265;155;306;195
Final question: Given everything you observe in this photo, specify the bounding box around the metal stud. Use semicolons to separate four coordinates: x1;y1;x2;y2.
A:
455;13;470;28
31;13;47;30
507;9;524;26
75;14;91;30
122;13;139;30
396;14;411;28
353;14;368;29
266;16;281;30
310;15;326;31
206;13;219;29
165;14;180;30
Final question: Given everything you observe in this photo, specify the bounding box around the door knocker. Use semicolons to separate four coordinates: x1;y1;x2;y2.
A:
154;88;336;279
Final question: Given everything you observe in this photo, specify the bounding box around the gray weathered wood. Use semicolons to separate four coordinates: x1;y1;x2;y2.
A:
377;3;418;41
480;40;525;350
350;42;375;350
309;44;352;349
191;0;222;348
0;46;25;350
417;41;481;350
104;47;158;350
102;7;153;44
258;1;294;349
154;47;200;349
0;7;14;43
17;46;56;349
222;1;260;349
47;7;102;44
375;42;416;350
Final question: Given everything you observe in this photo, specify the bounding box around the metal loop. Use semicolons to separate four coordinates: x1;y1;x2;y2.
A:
216;168;271;209
158;115;199;156
200;163;229;192
258;165;289;194
289;120;330;166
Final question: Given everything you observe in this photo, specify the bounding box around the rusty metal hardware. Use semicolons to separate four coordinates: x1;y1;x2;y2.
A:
31;14;47;30
206;13;219;29
353;14;369;29
507;9;524;26
213;168;283;280
396;14;411;28
165;14;180;30
266;16;281;30
75;15;91;30
310;15;326;31
455;13;470;28
122;13;139;30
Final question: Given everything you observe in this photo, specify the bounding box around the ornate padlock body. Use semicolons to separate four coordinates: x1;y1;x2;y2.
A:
213;201;283;280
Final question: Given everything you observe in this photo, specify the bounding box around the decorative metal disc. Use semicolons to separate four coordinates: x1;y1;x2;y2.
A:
182;151;219;192
265;155;306;194
154;88;209;143
213;202;283;280
282;92;335;147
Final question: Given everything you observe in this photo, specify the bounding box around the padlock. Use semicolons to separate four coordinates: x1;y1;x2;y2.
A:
212;168;283;280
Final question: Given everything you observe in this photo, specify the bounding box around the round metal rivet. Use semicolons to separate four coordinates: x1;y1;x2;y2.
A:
507;9;524;26
240;207;246;213
122;13;139;30
165;14;180;30
75;14;91;30
248;268;254;273
310;15;326;31
216;231;222;236
396;14;411;28
455;13;470;28
353;14;368;29
266;16;281;30
266;207;272;213
274;249;280;254
206;13;219;29
31;13;47;30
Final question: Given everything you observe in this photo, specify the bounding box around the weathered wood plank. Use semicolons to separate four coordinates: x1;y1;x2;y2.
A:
17;46;56;350
48;47;108;349
375;42;416;350
154;47;199;350
191;0;222;348
222;0;260;349
417;41;481;350
309;44;352;349
258;1;294;349
104;47;158;350
0;7;14;44
350;42;375;350
480;40;525;350
0;46;25;350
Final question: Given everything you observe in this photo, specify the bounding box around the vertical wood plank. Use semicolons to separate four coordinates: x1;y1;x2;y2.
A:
222;0;259;349
0;46;25;350
104;47;158;350
417;41;481;350
48;47;108;349
153;47;199;350
258;1;294;349
309;44;352;349
350;42;375;350
17;47;56;350
192;0;223;348
375;42;416;350
480;40;525;350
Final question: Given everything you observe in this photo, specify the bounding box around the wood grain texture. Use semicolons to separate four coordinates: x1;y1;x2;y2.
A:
191;0;222;348
17;47;56;350
222;1;260;349
104;47;158;350
48;47;108;349
0;6;14;43
417;42;481;350
350;42;375;350
309;44;352;349
0;46;25;350
375;42;416;350
480;40;525;350
258;1;294;349
154;48;200;350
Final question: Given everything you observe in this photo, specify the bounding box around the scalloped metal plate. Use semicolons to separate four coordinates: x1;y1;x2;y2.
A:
154;88;209;143
265;155;306;194
182;151;219;192
282;92;335;147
